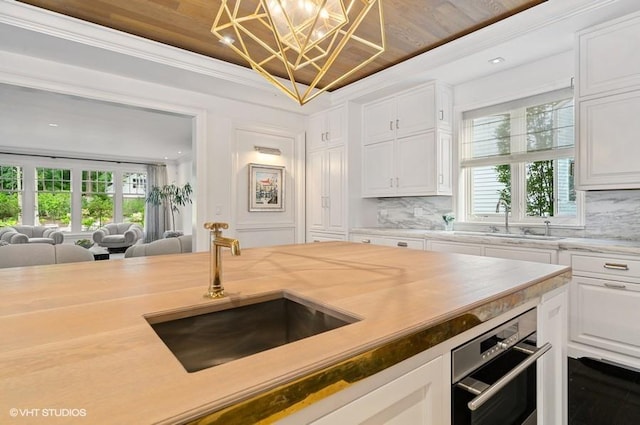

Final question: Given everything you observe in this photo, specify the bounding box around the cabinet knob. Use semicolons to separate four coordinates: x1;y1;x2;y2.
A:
396;119;400;129
604;282;627;289
397;241;408;247
389;121;393;131
362;239;371;244
389;178;393;187
439;110;444;120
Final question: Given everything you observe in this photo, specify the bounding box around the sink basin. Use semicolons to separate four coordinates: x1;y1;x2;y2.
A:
145;292;360;373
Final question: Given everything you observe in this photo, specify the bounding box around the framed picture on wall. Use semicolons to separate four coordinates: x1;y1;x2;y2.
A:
249;163;285;211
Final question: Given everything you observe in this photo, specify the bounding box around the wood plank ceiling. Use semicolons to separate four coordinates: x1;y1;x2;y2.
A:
16;0;546;90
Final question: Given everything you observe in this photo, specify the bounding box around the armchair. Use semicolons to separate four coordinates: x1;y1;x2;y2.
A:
0;225;64;244
92;223;144;252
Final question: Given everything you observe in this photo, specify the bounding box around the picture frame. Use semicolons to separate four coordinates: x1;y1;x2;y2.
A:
248;163;285;211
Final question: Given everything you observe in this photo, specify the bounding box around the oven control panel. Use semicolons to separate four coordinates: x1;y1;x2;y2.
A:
452;308;537;382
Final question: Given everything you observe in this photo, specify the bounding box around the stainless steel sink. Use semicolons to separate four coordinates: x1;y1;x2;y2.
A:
145;292;360;373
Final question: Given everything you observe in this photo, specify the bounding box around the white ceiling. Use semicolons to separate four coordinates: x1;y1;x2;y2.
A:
0;0;638;164
0;82;193;163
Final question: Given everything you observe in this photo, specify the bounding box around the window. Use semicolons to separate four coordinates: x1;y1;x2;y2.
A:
0;165;22;226
122;172;146;225
36;167;72;230
461;88;579;225
81;170;114;231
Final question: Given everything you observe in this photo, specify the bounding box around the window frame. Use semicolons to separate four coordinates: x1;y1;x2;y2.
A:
459;89;584;227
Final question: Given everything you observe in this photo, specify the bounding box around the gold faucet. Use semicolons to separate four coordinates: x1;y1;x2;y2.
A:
203;222;241;299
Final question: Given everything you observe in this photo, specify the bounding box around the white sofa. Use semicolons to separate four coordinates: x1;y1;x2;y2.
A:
0;225;64;244
124;235;192;258
0;244;94;268
92;223;144;251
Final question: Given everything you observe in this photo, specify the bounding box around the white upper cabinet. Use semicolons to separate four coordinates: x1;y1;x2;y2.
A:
576;11;640;190
363;82;450;145
361;82;453;197
307;105;344;151
578;12;640;97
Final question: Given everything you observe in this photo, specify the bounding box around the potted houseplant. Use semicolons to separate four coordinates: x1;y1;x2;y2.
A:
146;182;193;237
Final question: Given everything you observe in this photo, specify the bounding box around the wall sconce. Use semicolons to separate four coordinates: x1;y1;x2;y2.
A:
254;146;282;156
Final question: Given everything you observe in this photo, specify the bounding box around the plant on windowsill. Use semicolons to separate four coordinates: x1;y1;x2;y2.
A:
442;213;455;231
145;182;193;237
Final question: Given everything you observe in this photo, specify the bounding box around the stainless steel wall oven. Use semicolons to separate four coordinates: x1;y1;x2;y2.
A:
451;308;551;425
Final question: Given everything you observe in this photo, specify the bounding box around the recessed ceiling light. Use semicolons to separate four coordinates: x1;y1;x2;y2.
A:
48;123;59;127
164;156;169;160
177;151;182;155
488;57;505;64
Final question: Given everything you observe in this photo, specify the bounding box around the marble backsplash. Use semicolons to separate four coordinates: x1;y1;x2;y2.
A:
375;190;640;241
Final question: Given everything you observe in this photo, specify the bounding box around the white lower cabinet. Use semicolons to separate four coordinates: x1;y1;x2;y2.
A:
428;241;483;256
428;241;557;264
309;356;445;425
350;234;425;250
308;232;346;242
564;250;640;369
537;286;568;425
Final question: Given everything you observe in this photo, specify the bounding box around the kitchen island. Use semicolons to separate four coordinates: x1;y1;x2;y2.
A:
0;242;570;424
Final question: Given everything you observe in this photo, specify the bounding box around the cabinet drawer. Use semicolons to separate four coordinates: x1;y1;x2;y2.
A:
485;247;555;264
381;238;425;250
571;276;640;358
429;241;482;256
572;254;640;281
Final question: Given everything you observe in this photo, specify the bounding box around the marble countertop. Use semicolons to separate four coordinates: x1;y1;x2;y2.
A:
351;227;640;256
0;242;569;424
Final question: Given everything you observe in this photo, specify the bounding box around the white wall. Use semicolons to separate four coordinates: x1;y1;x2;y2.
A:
0;50;307;251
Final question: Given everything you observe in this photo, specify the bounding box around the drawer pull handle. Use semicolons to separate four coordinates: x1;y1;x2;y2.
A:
604;263;629;271
362;239;371;244
604;282;627;289
397;242;408;247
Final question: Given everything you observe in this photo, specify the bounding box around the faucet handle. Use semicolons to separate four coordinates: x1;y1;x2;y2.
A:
204;222;229;236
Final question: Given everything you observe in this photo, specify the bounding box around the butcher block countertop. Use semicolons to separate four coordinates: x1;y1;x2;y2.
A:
0;242;570;424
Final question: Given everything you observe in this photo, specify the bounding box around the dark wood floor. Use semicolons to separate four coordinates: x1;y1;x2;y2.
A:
568;357;640;425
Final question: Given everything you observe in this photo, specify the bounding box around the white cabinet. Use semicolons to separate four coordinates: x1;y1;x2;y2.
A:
537;286;568;425
362;131;452;197
577;90;640;189
362;82;453;198
576;11;640;190
306;145;346;236
566;251;640;366
429;240;483;256
428;240;557;263
308;232;346;242
309;356;445;425
350;233;425;250
578;11;640;97
308;106;344;151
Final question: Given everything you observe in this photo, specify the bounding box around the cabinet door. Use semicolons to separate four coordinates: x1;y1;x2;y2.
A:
437;84;453;132
326;106;343;145
362;141;395;197
307;113;326;151
326;146;345;232
537;287;568;425
306;150;325;231
577;90;640;189
570;276;640;358
396;85;435;138
363;99;395;144
579;13;640;96
396;132;436;196
437;132;452;194
310;356;444;425
484;246;555;264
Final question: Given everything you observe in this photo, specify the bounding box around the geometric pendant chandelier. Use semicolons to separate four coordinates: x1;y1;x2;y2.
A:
211;0;385;105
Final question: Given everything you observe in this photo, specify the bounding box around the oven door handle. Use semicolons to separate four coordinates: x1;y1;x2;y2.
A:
462;342;552;411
